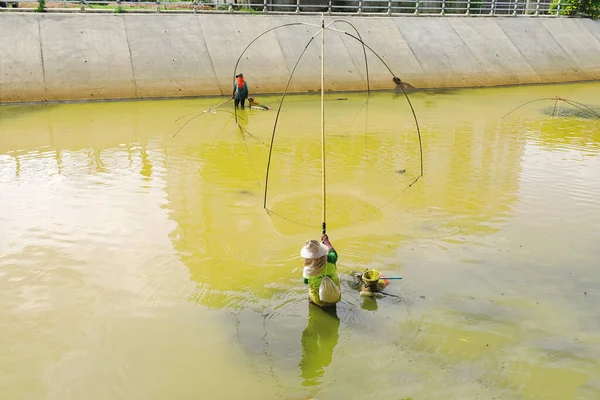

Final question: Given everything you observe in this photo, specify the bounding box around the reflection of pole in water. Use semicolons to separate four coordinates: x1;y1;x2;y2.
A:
13;154;21;179
299;304;340;388
54;149;63;176
88;149;105;173
140;148;152;181
48;120;63;175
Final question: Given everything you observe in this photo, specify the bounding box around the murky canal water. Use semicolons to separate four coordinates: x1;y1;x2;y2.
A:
1;82;599;399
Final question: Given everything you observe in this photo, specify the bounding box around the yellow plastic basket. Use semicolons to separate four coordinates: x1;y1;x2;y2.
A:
362;269;381;287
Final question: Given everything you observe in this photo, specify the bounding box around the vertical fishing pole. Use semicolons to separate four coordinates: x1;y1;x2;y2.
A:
321;13;327;236
256;21;424;228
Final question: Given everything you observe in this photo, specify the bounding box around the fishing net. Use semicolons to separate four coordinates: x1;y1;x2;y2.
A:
258;94;422;234
228;20;424;234
504;96;600;121
502;96;600;152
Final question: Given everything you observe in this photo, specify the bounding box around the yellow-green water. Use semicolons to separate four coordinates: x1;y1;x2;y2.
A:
1;82;599;399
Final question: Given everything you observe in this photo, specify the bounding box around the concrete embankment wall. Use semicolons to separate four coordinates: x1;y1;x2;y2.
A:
1;13;599;103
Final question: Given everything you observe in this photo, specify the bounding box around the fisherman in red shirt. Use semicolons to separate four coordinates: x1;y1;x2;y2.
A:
232;73;249;109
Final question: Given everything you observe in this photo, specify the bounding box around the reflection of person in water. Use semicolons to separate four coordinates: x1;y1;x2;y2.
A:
299;304;340;387
236;106;248;133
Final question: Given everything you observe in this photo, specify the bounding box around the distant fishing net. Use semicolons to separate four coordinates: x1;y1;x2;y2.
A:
228;19;424;234
504;97;600;121
502;96;600;148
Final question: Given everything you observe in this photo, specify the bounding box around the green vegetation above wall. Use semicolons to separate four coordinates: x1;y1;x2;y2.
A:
551;0;600;18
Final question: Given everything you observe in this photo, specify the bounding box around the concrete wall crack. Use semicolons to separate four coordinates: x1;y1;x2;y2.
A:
541;20;588;78
391;20;425;83
196;15;222;96
123;16;139;99
447;20;494;86
38;15;48;102
496;21;542;83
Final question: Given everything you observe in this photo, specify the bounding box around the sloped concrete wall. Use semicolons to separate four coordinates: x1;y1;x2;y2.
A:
0;13;599;103
40;15;136;100
0;14;46;102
